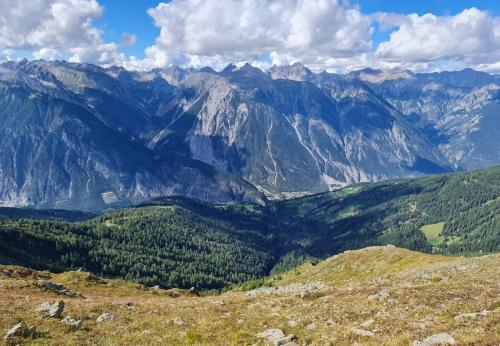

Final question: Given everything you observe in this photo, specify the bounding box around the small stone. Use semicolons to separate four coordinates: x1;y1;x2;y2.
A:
120;302;135;310
287;320;298;327
173;317;185;325
61;316;82;330
257;329;296;345
306;322;317;330
454;310;488;321
277;334;297;346
96;312;114;323
368;288;389;301
257;328;285;340
359;319;374;328
4;321;36;339
413;333;457;346
325;319;335;326
351;328;374;337
37;300;64;318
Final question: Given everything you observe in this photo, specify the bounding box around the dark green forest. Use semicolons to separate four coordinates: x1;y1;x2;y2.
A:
0;167;499;290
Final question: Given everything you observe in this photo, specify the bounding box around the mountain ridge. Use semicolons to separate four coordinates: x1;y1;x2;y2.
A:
0;60;498;210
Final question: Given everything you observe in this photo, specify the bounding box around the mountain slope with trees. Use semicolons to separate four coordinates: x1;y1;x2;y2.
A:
0;167;498;289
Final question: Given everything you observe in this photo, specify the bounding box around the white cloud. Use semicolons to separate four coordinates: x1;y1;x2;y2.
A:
121;33;137;47
375;8;500;68
475;60;500;73
0;0;103;50
143;0;373;70
0;1;498;73
69;43;125;65
0;48;17;62
0;0;127;65
33;48;64;60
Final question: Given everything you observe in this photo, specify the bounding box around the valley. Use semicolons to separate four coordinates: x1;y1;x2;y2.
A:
1;167;498;291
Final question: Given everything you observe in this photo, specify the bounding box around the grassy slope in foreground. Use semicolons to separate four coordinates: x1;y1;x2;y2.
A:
0;246;498;345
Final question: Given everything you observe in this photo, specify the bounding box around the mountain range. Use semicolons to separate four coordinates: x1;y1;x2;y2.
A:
0;60;499;210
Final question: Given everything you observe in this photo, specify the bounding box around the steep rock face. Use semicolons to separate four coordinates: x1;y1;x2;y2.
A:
0;61;265;210
151;65;447;197
368;70;500;170
0;60;498;208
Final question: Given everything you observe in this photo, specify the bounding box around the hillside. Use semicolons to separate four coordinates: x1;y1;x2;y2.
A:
1;246;498;345
0;167;498;291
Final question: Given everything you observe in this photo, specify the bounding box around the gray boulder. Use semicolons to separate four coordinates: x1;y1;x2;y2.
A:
61;316;82;330
96;312;114;323
4;321;36;339
413;333;457;346
35;280;84;298
37;300;65;318
257;329;296;345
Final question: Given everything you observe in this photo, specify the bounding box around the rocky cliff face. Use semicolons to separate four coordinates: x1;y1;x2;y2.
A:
152;64;448;197
0;60;265;210
0;60;498;209
366;69;500;170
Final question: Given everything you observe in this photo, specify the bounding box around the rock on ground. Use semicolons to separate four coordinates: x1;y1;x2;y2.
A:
454;310;489;321
35;279;84;298
246;282;327;297
37;300;65;318
368;288;389;301
61;316;82;330
306;322;317;330
359;319;374;328
4;321;36;339
287;320;298;327
351;328;374;337
257;328;296;345
413;333;457;346
96;312;114;323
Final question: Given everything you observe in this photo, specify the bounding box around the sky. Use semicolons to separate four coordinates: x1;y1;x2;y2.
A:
0;0;499;73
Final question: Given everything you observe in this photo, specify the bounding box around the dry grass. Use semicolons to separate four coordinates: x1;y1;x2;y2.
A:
0;246;498;345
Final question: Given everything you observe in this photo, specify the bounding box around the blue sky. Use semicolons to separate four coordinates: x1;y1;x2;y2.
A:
0;1;499;72
98;0;161;58
95;0;500;60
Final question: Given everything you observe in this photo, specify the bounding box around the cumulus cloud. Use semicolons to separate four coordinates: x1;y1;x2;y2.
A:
0;0;128;65
142;0;373;70
69;43;125;65
0;0;102;50
0;1;498;73
134;1;498;72
375;8;500;68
